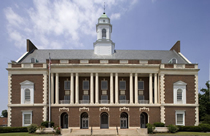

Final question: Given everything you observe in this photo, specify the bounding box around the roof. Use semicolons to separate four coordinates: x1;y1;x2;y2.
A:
20;49;188;64
100;13;108;18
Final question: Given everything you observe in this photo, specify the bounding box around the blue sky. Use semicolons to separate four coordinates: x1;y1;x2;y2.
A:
0;0;209;113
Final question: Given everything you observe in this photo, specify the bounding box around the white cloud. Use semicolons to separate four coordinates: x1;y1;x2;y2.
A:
4;0;138;49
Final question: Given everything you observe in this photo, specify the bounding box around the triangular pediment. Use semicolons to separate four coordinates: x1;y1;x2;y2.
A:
20;80;34;85
173;80;187;86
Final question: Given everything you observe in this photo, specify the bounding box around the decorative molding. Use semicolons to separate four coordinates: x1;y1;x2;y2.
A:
160;106;165;123
119;107;129;111
7;107;11;127
43;74;47;104
8;74;12;104
195;106;199;126
79;107;89;111
139;107;149;111
43;106;47;121
99;107;109;111
160;74;165;104
195;74;198;104
59;107;69;112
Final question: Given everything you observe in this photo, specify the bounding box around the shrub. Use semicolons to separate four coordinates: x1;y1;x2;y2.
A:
146;123;155;134
168;125;178;133
199;124;210;132
41;121;54;127
55;126;61;134
27;124;38;133
153;122;165;127
0;127;28;133
202;114;210;124
177;126;202;132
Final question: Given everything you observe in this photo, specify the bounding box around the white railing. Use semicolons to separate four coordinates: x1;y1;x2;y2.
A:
119;100;129;104
80;100;90;104
100;100;109;104
138;100;149;104
60;100;70;104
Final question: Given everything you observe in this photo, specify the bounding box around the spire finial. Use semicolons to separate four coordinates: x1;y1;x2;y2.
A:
103;2;105;14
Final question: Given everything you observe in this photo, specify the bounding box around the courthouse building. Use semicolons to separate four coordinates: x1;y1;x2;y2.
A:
7;13;199;129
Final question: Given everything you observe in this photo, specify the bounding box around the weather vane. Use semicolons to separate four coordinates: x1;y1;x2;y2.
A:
104;2;105;14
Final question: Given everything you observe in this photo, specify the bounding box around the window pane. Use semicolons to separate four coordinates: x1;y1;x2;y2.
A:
120;95;126;100
177;114;183;124
25;89;30;102
177;89;182;101
138;95;144;100
64;95;70;100
83;81;89;90
138;81;144;90
83;95;89;100
119;81;126;90
64;81;70;90
24;114;31;124
101;81;108;90
101;95;108;100
102;29;106;38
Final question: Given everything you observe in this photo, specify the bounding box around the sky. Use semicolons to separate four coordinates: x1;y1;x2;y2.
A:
0;0;209;113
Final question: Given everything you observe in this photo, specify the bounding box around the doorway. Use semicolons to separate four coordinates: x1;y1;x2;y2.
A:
120;112;128;129
81;112;89;129
140;112;148;128
61;112;68;128
100;112;109;129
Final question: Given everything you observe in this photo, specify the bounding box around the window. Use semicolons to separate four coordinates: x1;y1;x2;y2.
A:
119;81;126;90
24;89;30;103
83;80;89;90
22;111;32;126
83;95;89;100
120;95;126;100
64;80;70;90
173;81;186;104
102;29;106;39
20;80;34;104
169;58;177;64
101;95;108;100
176;111;185;126
138;81;144;90
138;95;144;100
101;80;108;90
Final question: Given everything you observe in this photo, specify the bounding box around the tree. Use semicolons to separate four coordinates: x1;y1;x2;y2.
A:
199;81;210;122
1;110;7;117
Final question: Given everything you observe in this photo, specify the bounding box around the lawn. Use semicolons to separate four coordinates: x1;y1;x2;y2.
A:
152;132;210;135
0;132;57;136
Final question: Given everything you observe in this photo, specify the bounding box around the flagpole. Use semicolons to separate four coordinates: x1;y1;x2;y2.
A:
48;53;51;128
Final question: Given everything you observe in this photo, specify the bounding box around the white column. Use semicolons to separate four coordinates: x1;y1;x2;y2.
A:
154;73;157;104
51;73;54;104
149;73;153;104
95;73;99;104
70;73;74;104
110;73;113;104
157;74;160;103
135;73;138;104
130;73;133;104
90;73;94;104
75;73;79;104
115;73;118;104
55;73;59;104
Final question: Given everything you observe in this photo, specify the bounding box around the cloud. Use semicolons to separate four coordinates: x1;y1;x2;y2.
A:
4;0;138;50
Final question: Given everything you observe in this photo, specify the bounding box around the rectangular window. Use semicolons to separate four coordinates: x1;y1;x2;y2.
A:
138;81;144;90
177;89;182;102
24;114;31;125
83;80;89;90
176;111;185;126
120;95;126;100
25;89;30;103
101;80;108;90
101;95;108;100
138;95;144;100
119;81;126;90
64;95;70;100
64;81;70;90
177;114;183;124
83;95;89;100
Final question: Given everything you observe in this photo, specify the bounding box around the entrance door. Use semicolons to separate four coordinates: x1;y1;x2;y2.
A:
61;112;68;128
81;112;89;129
120;112;128;129
100;112;108;129
140;112;148;128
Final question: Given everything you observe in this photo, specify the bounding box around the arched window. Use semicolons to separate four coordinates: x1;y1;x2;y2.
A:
25;89;30;103
177;89;182;102
102;29;106;39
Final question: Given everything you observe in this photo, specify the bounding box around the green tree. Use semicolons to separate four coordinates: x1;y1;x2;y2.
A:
1;110;8;117
199;81;210;122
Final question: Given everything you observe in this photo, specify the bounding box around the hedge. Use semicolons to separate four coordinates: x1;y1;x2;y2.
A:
177;125;210;132
153;122;165;127
0;127;28;133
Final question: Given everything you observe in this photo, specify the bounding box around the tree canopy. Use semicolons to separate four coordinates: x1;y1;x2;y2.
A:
1;110;7;117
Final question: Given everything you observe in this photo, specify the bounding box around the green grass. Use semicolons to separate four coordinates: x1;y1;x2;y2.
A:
153;132;210;135
0;132;57;136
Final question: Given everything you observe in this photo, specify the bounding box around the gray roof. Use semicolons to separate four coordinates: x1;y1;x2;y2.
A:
20;49;188;64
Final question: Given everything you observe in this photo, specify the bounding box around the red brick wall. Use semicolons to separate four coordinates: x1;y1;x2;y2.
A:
165;107;195;126
11;107;43;127
11;74;43;104
165;75;195;104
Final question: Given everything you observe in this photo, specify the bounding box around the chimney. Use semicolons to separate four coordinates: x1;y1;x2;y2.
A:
27;39;37;53
170;41;180;52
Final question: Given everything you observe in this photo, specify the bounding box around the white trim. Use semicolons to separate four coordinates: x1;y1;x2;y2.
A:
43;74;47;104
16;52;28;62
20;80;34;104
173;81;186;104
195;106;199;126
160;74;165;104
195;74;199;104
7;107;11;127
160;106;165;123
178;52;191;64
8;74;12;105
22;110;32;126
175;110;185;126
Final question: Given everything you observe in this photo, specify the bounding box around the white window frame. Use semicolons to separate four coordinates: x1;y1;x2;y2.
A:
20;80;34;104
138;81;144;90
64;80;70;90
173;81;186;104
175;110;185;126
22;110;32;126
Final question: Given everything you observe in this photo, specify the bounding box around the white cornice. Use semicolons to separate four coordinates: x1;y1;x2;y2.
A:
161;104;199;107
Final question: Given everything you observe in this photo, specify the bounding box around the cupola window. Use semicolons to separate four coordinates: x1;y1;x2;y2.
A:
102;29;106;39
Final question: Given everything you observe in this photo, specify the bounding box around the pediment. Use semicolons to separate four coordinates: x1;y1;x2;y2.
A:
173;80;187;86
20;80;34;85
